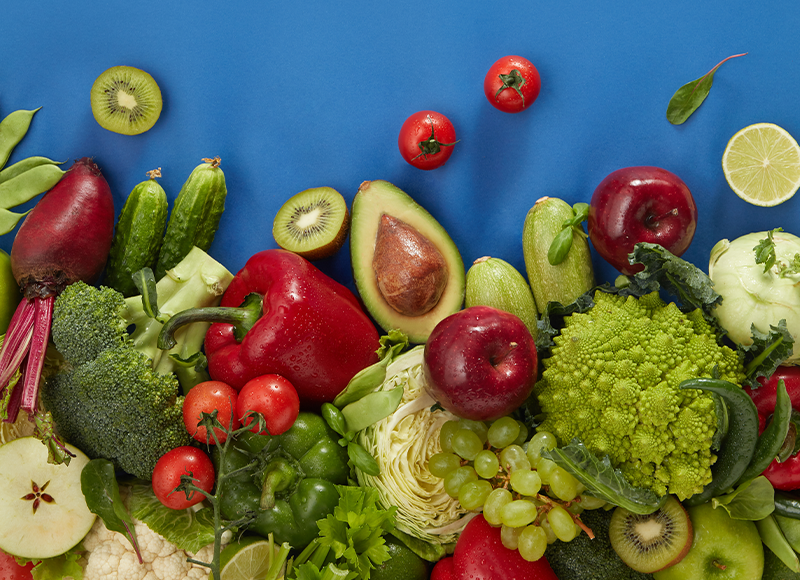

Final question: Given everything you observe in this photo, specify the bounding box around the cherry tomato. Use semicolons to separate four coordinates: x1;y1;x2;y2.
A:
183;380;240;444
0;549;33;580
484;55;541;113
236;374;300;436
152;446;215;510
398;110;457;170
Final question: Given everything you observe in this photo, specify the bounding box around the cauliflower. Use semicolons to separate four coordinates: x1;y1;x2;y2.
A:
534;290;746;501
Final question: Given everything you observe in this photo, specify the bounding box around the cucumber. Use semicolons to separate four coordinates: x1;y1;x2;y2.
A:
155;157;227;279
105;169;169;296
522;196;594;314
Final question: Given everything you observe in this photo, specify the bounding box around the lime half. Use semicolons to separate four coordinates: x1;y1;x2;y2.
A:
217;536;286;580
722;122;800;207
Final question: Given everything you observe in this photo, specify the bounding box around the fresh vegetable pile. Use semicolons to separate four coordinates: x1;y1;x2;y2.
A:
3;49;800;580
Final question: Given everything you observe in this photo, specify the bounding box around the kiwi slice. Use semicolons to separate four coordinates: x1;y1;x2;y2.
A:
272;187;350;259
90;65;163;135
609;496;693;573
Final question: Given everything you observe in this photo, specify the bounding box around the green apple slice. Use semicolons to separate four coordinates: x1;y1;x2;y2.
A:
0;437;96;559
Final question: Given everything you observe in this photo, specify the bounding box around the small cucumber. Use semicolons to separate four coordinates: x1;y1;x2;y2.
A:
155;157;227;279
465;256;538;339
105;169;168;296
522;196;594;314
776;492;800;520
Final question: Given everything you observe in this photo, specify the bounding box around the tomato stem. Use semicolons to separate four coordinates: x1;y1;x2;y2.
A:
494;69;527;105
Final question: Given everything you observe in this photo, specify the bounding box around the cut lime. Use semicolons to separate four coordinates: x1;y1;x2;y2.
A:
722;122;800;207
217;536;287;580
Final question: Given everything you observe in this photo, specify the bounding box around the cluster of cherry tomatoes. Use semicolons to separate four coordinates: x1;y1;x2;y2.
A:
151;375;301;510
397;55;541;170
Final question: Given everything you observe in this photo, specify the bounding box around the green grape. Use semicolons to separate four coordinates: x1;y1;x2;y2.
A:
513;421;529;446
547;505;578;542
458;480;493;511
487;416;520;448
443;465;478;498
500;499;539;528
458;418;489;443
509;469;542;496
428;452;462;478
483;488;512;526
518;525;548;562
451;428;483;460
474;449;500;479
439;420;461;453
526;431;557;465
549;466;580;501
578;494;607;510
536;457;557;484
499;444;531;472
538;513;558;544
500;524;523;550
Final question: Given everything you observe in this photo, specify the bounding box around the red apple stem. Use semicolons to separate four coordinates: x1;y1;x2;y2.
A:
490;342;518;367
645;208;679;228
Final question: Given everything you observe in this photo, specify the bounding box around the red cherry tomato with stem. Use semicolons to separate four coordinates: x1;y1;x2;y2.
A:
484;55;541;113
0;549;34;580
183;380;240;444
398;110;457;170
236;374;300;436
152;446;215;510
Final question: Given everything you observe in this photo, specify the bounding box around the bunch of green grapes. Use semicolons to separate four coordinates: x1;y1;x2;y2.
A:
429;417;604;562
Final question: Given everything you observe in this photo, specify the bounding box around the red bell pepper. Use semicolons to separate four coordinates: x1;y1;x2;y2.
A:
745;366;800;491
160;249;380;406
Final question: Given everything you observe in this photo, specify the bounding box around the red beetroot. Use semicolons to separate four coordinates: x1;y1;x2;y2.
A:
0;158;114;457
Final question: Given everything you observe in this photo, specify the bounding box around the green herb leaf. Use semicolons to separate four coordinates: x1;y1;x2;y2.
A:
347;442;381;476
322;403;349;437
754;228;781;273
80;459;142;562
547;203;590;266
666;53;747;125
712;476;775;520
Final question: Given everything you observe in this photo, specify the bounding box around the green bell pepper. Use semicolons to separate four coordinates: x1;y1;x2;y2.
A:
219;411;350;548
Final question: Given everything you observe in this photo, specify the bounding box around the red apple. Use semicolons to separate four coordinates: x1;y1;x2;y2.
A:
587;166;697;275
422;306;538;421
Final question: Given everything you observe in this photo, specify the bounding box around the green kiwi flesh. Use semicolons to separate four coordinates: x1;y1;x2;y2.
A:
609;496;693;573
272;187;350;259
90;65;163;135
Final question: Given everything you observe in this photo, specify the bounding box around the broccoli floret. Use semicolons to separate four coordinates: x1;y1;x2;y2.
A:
41;247;233;479
535;290;746;501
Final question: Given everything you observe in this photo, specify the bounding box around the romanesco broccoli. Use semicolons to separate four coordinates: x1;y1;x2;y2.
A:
534;290;745;501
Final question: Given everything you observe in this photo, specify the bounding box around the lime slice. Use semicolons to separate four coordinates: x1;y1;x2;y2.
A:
722;122;800;207
217;536;285;580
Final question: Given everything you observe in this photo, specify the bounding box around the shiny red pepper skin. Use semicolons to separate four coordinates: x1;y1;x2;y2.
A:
204;249;380;406
745;366;800;491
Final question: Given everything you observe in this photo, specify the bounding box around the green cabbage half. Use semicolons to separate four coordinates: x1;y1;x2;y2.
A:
355;346;473;560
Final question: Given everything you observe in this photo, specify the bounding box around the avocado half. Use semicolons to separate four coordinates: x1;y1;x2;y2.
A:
350;180;465;343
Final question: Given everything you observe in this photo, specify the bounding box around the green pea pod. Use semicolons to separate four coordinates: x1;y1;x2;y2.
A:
0;108;39;169
341;387;404;433
738;379;792;484
681;377;760;507
0;163;64;210
776;513;800;553
756;514;800;573
0;156;62;186
347;442;380;476
332;358;391;408
0;207;29;235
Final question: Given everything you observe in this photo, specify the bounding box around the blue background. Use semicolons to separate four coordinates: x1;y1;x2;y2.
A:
2;1;799;295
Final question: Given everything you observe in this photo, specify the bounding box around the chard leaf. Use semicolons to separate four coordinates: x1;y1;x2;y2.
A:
712;476;775;520
543;439;667;514
666;53;747;125
740;320;795;388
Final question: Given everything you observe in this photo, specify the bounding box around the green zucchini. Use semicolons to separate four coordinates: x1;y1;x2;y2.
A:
105;169;169;296
155;157;227;279
522;196;594;314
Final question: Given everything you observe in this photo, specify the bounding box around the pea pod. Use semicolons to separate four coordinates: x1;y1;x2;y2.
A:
0;108;39;169
681;377;760;507
757;514;800;573
0;163;64;210
0;156;62;186
738;379;792;484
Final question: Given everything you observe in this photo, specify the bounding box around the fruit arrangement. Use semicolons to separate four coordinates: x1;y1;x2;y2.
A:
3;14;800;580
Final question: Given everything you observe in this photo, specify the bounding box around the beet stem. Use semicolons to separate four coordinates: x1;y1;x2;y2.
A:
0;299;36;394
21;296;54;414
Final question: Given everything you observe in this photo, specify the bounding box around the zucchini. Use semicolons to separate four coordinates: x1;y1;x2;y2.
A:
105;169;168;296
522;196;594;314
155;157;227;279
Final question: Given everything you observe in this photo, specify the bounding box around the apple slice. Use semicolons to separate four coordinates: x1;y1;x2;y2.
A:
0;437;95;559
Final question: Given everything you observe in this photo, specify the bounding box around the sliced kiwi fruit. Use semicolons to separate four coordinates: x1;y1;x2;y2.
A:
272;186;350;259
90;65;163;135
609;495;693;573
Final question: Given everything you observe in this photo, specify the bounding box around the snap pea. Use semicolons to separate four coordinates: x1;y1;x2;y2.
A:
0;108;39;169
757;514;800;573
341;386;404;432
738;379;792;484
0;163;64;210
0;156;62;186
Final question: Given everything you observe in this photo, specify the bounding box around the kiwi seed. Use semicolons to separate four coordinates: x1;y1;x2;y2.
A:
272;187;350;260
608;495;693;573
90;65;163;135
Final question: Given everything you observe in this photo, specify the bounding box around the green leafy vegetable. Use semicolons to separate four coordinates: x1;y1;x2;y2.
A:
547;202;589;266
666;53;747;125
740;320;795;388
16;544;85;580
712;476;775;520
754;228;800;277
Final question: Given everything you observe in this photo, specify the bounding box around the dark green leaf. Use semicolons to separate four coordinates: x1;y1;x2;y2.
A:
666;53;747;125
348;442;381;476
712;476;775;520
322;403;349;437
547;226;574;266
740;320;795;387
754;229;781;273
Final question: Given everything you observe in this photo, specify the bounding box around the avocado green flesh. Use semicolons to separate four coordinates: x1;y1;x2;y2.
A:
350;180;465;343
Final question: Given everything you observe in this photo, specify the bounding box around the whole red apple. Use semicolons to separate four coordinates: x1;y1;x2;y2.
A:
423;306;538;421
588;166;697;275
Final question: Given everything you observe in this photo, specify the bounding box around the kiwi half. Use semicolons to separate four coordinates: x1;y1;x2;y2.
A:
90;65;163;135
609;496;693;573
272;187;350;259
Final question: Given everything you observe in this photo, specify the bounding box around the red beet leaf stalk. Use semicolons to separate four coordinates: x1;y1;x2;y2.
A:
0;158;115;462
